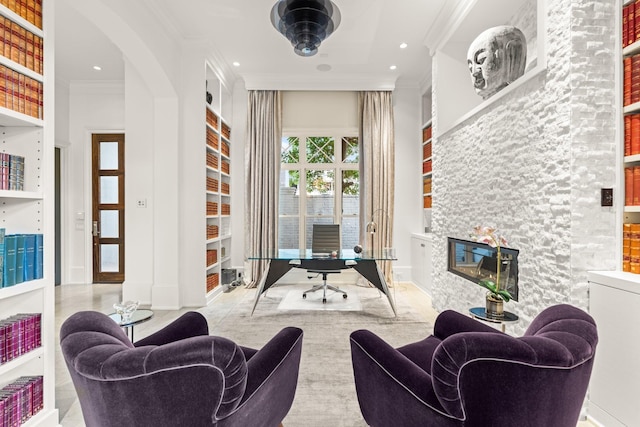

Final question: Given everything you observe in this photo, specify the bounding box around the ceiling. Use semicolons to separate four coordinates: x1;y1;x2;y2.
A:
55;0;449;89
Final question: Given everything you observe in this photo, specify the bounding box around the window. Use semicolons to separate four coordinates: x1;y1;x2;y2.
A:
279;134;360;249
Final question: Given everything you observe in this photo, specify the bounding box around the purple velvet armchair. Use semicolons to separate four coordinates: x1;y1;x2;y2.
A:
60;310;303;427
350;304;598;427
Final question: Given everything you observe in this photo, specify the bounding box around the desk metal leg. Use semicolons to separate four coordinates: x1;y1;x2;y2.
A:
251;260;296;315
350;260;397;317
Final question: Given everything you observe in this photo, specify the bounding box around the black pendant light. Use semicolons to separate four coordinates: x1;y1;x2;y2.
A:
270;0;341;57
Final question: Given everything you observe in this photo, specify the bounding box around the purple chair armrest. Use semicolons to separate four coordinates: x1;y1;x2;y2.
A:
134;311;209;347
222;327;303;426
433;309;502;340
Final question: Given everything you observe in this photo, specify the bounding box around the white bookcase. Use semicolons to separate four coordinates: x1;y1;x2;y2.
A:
204;63;232;303
0;0;58;425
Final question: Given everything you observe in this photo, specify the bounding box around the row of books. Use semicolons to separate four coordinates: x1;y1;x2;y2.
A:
422;125;432;142
206;224;219;240
422;159;432;175
0;16;43;75
206;249;218;267
206;126;219;150
0;0;42;29
206;272;219;293
0;153;23;191
625;113;640;156
206;177;218;193
423;141;432;161
0;230;44;288
0;313;40;364
423;195;432;209
423;176;432;195
0;64;42;118
623;223;640;273
0;376;43;427
206;151;219;169
623;0;640;48
624;55;640;106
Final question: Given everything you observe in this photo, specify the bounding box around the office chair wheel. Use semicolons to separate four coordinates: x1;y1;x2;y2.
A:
323;298;327;303
303;294;307;299
343;294;348;299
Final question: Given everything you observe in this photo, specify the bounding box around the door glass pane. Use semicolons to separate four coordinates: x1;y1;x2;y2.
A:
100;142;119;170
281;137;299;163
342;170;359;215
100;210;119;238
100;176;119;204
306;169;334;216
100;244;119;272
278;217;299;249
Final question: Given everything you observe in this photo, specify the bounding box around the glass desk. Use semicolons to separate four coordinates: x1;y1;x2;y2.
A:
249;249;397;316
108;309;154;342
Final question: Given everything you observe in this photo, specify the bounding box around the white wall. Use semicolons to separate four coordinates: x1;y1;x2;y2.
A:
66;82;124;284
431;0;617;333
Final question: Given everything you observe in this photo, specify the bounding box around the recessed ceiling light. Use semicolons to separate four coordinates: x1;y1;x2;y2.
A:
317;64;332;72
93;65;102;71
399;43;408;49
390;65;397;70
233;62;240;67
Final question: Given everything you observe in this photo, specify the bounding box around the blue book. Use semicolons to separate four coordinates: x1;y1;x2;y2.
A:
23;234;35;282
34;234;43;280
3;235;17;286
15;234;25;284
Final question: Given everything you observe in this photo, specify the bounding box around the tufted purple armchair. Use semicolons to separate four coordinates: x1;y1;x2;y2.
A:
350;304;598;427
60;310;303;427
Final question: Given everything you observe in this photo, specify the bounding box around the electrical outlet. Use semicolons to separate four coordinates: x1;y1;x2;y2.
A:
601;188;613;207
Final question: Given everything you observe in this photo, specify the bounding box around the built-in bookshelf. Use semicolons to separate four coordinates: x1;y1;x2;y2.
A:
205;64;232;302
622;0;640;274
422;122;432;210
0;0;57;425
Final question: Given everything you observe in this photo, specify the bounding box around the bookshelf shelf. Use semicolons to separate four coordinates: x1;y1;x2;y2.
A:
0;347;43;377
0;278;44;298
0;190;43;199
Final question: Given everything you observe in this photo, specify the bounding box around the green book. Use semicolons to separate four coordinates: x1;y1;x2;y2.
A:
0;228;4;287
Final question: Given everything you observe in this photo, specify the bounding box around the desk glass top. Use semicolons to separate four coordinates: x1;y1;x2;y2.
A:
248;248;397;261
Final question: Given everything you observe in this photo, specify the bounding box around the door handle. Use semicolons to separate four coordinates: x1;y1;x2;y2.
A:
93;221;100;237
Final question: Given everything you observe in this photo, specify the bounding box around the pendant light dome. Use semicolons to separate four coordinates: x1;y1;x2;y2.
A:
270;0;341;57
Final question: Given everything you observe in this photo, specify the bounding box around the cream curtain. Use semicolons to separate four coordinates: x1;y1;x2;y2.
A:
244;90;282;288
359;91;395;282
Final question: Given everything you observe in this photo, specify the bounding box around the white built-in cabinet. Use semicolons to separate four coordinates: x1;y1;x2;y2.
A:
411;234;432;296
588;271;640;427
0;0;59;424
204;63;232;303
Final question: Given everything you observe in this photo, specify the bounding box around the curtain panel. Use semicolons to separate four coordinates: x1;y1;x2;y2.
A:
244;90;282;288
359;91;395;282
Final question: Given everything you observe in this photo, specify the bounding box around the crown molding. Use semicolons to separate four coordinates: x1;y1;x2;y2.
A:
423;0;477;55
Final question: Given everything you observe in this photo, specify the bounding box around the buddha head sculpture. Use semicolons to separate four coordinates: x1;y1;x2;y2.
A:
467;26;527;100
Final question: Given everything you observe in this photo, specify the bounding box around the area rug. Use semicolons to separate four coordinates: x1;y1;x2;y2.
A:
197;282;436;427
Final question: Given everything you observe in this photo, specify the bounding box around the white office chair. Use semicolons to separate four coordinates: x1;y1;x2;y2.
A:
303;224;349;303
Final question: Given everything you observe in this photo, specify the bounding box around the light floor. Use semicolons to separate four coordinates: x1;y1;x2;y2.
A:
54;283;597;427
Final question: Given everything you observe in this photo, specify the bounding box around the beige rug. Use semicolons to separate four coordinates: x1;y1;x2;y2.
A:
277;285;362;311
197;282;436;427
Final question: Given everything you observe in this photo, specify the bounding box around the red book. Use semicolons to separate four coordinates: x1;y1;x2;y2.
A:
626;115;632;156
627;167;634;206
625;57;632;106
632;114;640;155
631;55;640;104
625;4;630;47
636;0;640;42
630;2;636;47
633;166;640;205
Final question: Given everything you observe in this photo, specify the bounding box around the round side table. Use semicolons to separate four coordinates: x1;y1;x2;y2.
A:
108;309;154;342
469;307;518;333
